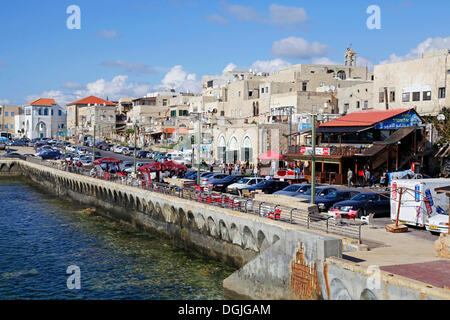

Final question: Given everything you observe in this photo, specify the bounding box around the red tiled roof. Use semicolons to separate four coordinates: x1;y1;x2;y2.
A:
25;98;57;107
67;96;117;106
320;108;412;127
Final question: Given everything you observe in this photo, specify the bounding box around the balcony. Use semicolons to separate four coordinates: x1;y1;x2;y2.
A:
288;145;371;157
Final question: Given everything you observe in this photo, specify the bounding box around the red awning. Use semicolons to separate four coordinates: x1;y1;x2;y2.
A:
258;150;284;160
162;160;187;172
138;162;162;172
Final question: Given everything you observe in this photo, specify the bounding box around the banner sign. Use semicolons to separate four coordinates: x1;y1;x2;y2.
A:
375;109;422;130
299;147;330;156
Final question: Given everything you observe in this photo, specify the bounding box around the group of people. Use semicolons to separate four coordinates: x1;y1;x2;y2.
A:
219;161;254;176
347;165;390;188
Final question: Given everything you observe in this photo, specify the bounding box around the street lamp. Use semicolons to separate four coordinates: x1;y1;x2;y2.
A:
310;110;324;205
191;112;202;186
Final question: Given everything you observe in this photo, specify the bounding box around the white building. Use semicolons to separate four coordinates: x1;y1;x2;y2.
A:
15;98;67;139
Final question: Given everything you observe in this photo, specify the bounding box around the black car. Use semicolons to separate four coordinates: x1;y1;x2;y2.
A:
332;192;391;218
137;150;150;159
210;175;244;193
242;180;291;194
0;152;26;160
39;150;62;160
315;190;360;212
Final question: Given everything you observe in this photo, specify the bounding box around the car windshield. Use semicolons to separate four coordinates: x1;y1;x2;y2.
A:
222;175;237;182
304;188;326;196
351;194;369;201
236;178;250;184
323;191;339;199
283;185;302;192
255;180;272;187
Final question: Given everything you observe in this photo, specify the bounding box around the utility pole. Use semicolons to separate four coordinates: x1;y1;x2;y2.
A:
134;122;137;174
92;125;96;163
64;125;67;160
197;113;201;186
311;114;317;205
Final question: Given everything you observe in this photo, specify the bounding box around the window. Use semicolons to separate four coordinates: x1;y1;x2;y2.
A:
38;108;42;115
402;92;410;102
379;91;385;103
302;82;307;91
10;112;14;117
423;91;431;101
356;101;360;109
44;108;48;116
238;91;241;97
364;101;369;109
207;80;213;88
438;87;446;99
170;110;176;117
51;110;54;116
4;112;8;117
58;110;62;116
412;92;420;101
390;90;395;102
10;124;13;129
248;91;253;97
266;87;269;93
261;88;264;94
163;99;168;106
4;124;7;129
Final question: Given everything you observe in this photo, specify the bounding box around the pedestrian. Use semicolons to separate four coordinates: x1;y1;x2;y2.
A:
228;163;232;175
209;163;214;173
347;168;353;187
234;162;239;175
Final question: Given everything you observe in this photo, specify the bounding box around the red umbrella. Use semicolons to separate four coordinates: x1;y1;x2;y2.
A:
162;160;187;172
258;150;284;160
93;157;123;165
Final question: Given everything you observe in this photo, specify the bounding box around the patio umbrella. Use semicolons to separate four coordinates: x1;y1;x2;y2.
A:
258;150;285;160
139;162;162;172
162;160;187;172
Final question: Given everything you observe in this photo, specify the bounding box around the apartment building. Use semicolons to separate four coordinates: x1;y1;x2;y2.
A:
0;105;22;135
373;49;450;115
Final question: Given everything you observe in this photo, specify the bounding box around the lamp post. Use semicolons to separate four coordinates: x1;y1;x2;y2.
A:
191;112;202;186
92;124;96;164
134;121;138;175
311;114;317;205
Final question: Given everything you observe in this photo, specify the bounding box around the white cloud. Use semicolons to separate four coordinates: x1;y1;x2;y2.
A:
269;4;308;25
311;57;340;65
272;37;329;59
221;2;263;22
100;60;159;75
357;56;374;71
222;62;238;73
380;36;450;64
96;29;122;39
251;59;291;74
206;14;229;24
0;99;10;105
157;65;201;93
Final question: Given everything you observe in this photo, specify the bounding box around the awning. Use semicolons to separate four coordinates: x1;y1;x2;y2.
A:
316;126;373;134
375;127;416;145
357;144;387;157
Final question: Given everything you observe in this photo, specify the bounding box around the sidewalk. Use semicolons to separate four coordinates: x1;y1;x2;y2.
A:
345;223;441;267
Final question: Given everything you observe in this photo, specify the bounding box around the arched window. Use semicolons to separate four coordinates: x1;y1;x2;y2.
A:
241;136;253;163
217;135;226;163
228;137;239;163
337;70;346;80
43;108;48;116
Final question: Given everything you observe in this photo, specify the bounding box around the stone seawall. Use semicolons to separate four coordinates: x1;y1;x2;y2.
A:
2;159;449;300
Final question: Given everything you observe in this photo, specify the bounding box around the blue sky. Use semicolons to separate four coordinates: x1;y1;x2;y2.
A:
0;0;449;106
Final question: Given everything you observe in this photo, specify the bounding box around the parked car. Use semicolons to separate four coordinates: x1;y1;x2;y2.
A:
39;150;62;160
125;162;148;173
315;190;360;212
0;152;26;160
200;173;229;187
295;186;338;201
227;177;265;195
209;175;244;193
0;141;5;150
171;155;191;167
137;150;150;159
7;139;28;146
273;184;313;197
242;179;290;194
331;192;391;218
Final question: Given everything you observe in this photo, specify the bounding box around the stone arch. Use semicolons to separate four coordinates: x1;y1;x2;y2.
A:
207;217;218;238
136;198;143;212
242;226;256;250
108;189;113;201
218;220;230;242
229;223;241;246
360;289;377;300
113;190;118;203
147;200;155;215
129;194;135;210
273;234;280;244
330;278;352;300
195;213;206;232
178;208;187;226
228;135;239;164
257;230;270;252
187;211;196;229
154;202;163;221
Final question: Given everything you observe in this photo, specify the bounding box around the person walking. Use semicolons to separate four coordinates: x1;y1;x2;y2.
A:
347;168;353;187
234;162;239;175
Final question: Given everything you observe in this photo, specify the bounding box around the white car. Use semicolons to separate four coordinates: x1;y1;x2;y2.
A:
426;213;449;235
124;162;147;173
114;146;124;154
171;156;190;166
227;177;264;195
65;145;76;152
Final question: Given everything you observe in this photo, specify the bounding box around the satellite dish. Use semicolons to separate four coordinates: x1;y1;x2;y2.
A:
437;114;446;121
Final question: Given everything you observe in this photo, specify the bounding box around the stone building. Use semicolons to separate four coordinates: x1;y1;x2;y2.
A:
0;105;22;135
67;96;117;140
373;49;450;116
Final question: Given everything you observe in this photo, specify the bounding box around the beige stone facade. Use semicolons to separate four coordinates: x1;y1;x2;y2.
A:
0;105;22;135
373;49;450;116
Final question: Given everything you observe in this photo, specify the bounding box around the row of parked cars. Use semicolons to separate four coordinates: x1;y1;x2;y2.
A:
182;171;391;218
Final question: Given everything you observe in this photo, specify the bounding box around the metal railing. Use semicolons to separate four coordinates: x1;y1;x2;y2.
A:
22;157;364;242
